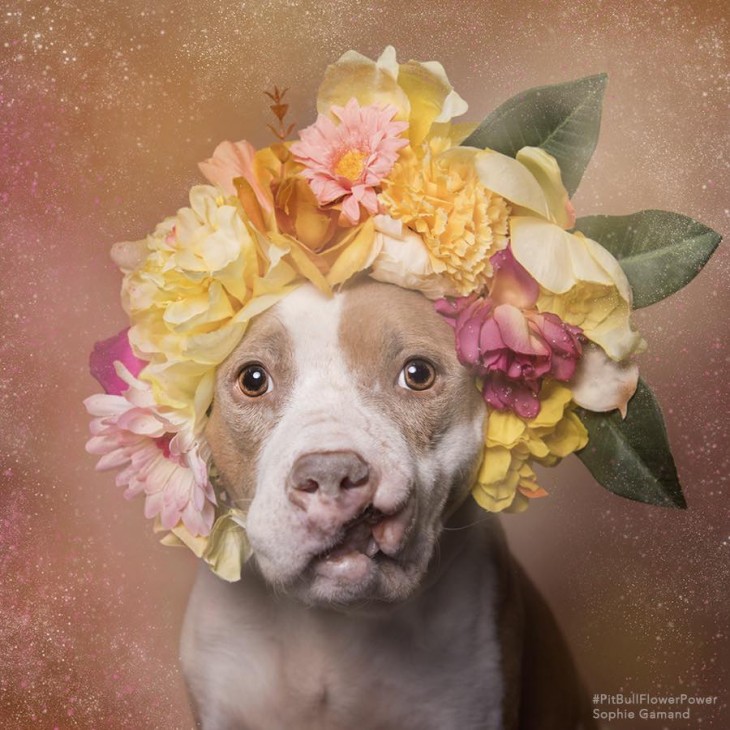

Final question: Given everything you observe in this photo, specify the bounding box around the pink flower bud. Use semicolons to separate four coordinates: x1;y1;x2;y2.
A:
89;328;146;396
436;248;583;419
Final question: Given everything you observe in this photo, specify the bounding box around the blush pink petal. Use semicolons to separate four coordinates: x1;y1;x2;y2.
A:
341;194;362;224
493;304;547;357
198;139;272;211
489;248;540;310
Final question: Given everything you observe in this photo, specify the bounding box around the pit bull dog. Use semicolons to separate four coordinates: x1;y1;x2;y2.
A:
180;277;596;730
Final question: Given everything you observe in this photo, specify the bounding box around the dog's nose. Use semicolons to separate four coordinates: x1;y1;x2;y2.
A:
287;450;374;519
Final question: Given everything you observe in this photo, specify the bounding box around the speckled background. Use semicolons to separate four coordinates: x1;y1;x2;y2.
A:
1;1;728;728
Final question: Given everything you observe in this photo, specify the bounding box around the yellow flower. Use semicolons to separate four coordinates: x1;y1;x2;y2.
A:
472;381;588;512
235;143;379;291
316;46;469;149
158;507;251;582
120;185;298;411
475;146;575;229
200;508;251;582
379;140;511;295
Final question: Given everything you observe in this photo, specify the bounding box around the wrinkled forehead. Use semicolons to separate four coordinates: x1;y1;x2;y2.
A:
230;279;457;369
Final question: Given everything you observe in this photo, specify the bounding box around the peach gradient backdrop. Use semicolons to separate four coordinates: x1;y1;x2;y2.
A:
1;1;728;728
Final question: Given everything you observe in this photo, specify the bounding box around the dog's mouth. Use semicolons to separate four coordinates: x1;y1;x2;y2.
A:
309;501;415;583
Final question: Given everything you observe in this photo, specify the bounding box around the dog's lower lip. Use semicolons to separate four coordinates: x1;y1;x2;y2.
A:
313;530;388;574
312;500;413;568
317;531;382;563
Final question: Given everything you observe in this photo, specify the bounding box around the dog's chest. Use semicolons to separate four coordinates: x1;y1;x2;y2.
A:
250;614;500;729
182;557;505;730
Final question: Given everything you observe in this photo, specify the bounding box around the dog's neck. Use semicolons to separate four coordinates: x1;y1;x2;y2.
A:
182;497;508;730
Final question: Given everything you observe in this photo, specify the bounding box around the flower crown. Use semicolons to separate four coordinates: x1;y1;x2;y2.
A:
85;47;721;582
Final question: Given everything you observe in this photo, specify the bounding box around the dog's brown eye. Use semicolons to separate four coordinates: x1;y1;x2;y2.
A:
237;364;271;397
398;359;436;391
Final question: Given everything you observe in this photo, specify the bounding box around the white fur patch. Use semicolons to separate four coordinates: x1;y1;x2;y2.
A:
245;286;414;581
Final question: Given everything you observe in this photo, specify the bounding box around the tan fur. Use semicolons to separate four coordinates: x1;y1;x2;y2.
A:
339;278;485;512
205;312;295;508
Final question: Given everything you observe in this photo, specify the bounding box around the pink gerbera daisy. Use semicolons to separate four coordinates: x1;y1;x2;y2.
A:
84;362;216;537
291;98;408;225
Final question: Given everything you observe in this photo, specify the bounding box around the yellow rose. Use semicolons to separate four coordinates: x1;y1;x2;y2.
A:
316;46;469;148
234;143;379;291
120;185;297;411
509;218;644;360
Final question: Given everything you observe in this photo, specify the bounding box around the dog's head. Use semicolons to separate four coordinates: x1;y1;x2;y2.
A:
205;278;485;606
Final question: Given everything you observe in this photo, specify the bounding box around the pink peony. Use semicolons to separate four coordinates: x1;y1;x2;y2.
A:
436;248;583;419
291;98;408;225
84;363;216;537
89;328;146;396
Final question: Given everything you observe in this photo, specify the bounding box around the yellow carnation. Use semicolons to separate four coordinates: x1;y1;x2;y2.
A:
472;381;588;513
379;140;510;295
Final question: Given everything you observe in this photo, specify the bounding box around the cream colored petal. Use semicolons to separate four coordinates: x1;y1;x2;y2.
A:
510;217;578;293
585;307;646;361
570;344;639;417
515;147;574;229
201;209;250;272
376;45;399;76
373;213;403;238
579;232;633;305
164;282;234;331
142;359;215;410
369;225;457;299
426;120;478;145
397;58;468;147
168;523;209;557
316;48;410;121
188;185;224;222
111;239;148;272
511;218;642;360
474;149;552;219
202;509;252;582
193;368;216;424
421;60;469;122
325;218;379;287
83;393;128;417
510;217;621;295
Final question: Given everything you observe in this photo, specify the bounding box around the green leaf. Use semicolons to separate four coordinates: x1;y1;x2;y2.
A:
575;210;721;309
462;74;607;196
576;379;686;509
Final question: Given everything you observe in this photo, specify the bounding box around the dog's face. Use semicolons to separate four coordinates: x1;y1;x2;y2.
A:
206;278;486;606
